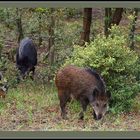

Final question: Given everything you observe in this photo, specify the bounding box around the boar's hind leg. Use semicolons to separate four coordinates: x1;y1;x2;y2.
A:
79;97;89;120
30;67;35;80
58;90;70;119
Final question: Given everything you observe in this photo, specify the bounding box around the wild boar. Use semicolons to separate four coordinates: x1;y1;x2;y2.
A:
55;65;111;120
16;37;37;80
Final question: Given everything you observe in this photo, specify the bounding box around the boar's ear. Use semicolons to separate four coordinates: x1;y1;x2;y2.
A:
92;87;99;98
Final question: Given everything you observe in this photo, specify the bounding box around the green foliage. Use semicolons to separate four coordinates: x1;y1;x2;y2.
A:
42;11;83;81
0;8;17;30
0;40;3;58
0;40;7;71
0;42;18;89
35;8;48;13
62;8;82;19
64;25;140;114
135;56;140;81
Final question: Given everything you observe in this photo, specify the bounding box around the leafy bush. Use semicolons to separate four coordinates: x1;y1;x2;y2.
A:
135;56;140;82
0;40;7;71
0;40;18;88
64;25;140;114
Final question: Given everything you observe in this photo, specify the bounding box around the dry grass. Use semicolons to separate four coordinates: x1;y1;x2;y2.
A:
0;80;140;131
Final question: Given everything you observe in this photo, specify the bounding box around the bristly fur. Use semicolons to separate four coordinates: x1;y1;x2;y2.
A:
85;68;106;94
55;65;109;120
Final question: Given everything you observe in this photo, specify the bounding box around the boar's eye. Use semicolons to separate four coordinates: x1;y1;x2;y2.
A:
96;103;99;107
103;104;107;108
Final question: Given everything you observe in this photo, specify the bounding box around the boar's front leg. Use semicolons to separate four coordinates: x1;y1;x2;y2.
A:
29;66;35;80
79;97;89;120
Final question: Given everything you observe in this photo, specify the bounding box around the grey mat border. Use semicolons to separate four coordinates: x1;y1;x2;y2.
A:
0;131;140;139
0;1;139;8
0;0;140;139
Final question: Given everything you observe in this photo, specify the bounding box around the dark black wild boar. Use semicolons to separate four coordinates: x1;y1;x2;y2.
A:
55;65;111;120
16;37;37;80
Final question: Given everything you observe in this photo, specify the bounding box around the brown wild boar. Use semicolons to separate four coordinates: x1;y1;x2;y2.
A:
55;65;111;120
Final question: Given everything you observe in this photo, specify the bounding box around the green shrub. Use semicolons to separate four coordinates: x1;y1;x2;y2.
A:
0;40;7;71
135;56;140;82
64;25;140;114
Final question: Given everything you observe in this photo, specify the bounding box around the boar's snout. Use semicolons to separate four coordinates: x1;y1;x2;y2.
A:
93;112;103;120
97;113;102;120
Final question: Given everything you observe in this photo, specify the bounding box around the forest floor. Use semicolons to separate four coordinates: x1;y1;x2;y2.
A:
0;78;140;131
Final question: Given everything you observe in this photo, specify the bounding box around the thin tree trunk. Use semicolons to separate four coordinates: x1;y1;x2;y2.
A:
47;8;55;83
6;8;10;29
129;8;138;50
104;8;112;37
112;8;123;25
16;8;24;44
80;8;92;46
48;8;55;66
38;12;42;46
104;8;123;37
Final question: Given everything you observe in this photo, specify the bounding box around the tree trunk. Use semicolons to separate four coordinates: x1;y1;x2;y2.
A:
80;8;92;46
112;8;123;25
38;12;42;46
47;8;55;83
6;8;10;29
104;8;112;37
16;8;24;44
104;8;123;37
48;8;55;66
129;8;138;50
